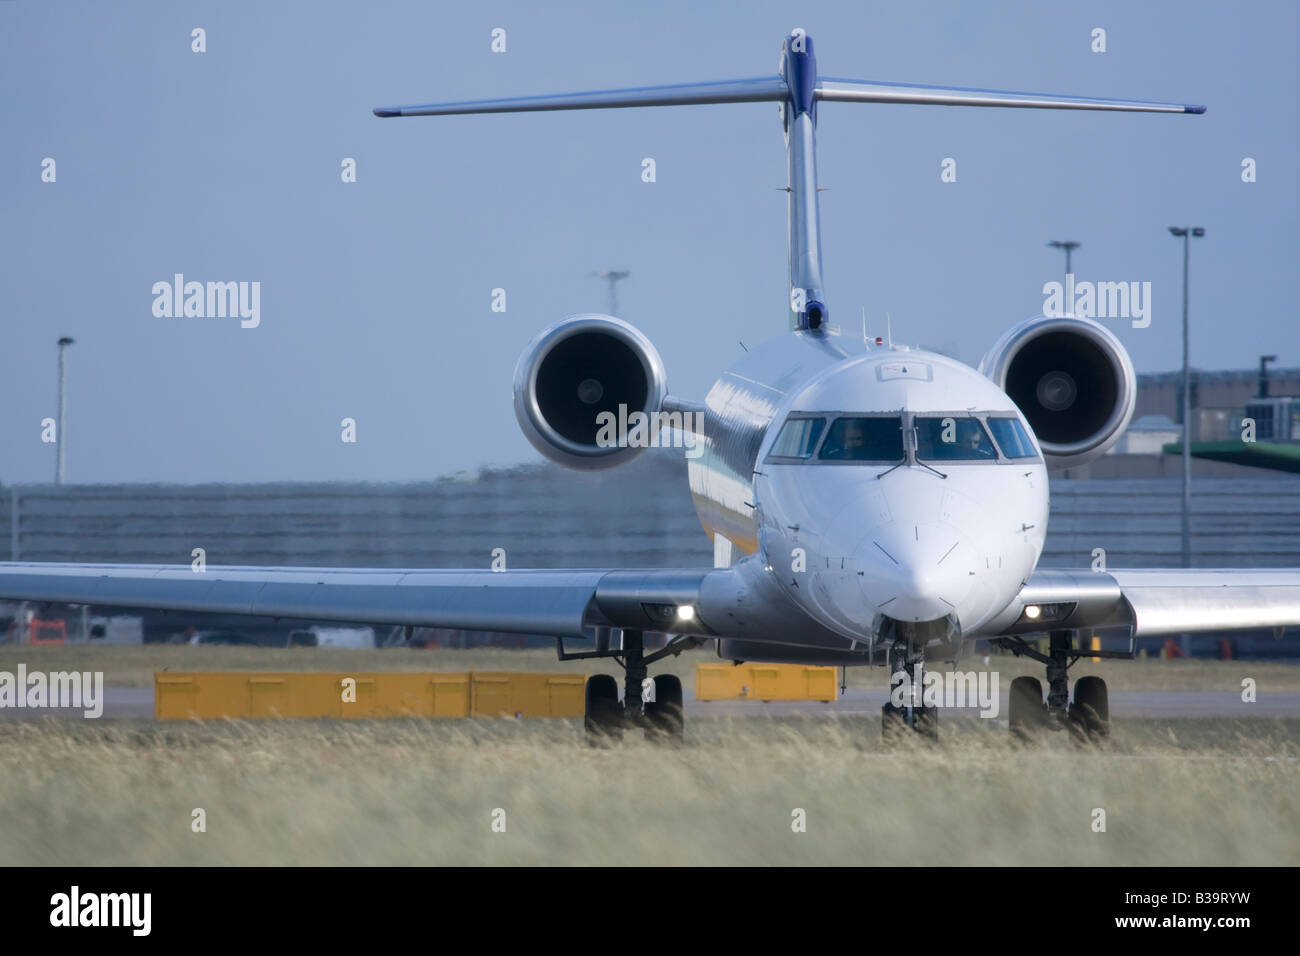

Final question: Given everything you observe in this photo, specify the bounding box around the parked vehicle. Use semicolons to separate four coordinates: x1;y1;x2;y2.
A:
88;615;144;644
285;626;375;649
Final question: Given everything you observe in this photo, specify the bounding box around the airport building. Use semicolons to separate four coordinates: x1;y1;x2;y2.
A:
1136;363;1300;441
3;451;1299;656
1062;365;1300;479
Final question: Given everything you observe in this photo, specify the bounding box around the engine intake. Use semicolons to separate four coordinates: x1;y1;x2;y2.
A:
979;315;1136;470
513;314;668;470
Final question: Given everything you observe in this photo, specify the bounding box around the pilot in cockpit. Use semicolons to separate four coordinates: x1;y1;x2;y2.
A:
838;420;868;455
957;419;996;459
821;419;869;459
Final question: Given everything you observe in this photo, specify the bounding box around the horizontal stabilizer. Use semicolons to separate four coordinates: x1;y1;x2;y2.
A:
374;32;1204;334
817;77;1204;113
374;76;788;117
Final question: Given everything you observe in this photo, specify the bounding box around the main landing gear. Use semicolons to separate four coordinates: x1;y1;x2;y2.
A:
998;630;1111;741
558;629;700;744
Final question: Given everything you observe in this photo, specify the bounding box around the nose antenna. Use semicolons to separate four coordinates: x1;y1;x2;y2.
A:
886;312;893;348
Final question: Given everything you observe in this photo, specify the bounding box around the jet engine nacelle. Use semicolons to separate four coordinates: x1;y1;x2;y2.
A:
513;314;669;471
979;315;1136;470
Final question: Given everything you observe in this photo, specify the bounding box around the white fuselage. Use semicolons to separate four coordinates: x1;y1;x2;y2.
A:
689;332;1049;644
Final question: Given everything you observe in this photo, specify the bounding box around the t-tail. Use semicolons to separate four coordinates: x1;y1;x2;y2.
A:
375;31;1204;333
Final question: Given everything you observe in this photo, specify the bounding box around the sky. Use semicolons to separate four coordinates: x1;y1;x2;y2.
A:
2;0;1296;484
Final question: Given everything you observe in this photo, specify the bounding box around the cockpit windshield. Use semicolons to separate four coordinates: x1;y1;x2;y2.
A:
819;417;905;461
766;410;1039;465
985;417;1037;459
768;417;825;459
913;416;997;461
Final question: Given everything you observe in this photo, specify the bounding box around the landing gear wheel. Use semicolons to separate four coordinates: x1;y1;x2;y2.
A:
1009;676;1048;740
880;703;938;743
584;674;623;743
645;674;684;744
1069;675;1110;741
914;706;939;741
881;702;908;744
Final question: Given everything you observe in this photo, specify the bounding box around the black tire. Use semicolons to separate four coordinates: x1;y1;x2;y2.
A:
880;702;937;742
881;702;908;744
645;674;684;744
1008;676;1047;740
914;706;939;741
584;674;623;742
1070;675;1110;740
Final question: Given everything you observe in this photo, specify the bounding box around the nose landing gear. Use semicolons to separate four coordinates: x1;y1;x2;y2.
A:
881;638;939;742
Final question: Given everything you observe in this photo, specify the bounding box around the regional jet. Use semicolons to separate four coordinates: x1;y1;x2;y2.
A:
5;33;1297;742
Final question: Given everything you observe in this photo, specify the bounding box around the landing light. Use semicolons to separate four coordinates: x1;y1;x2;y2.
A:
1016;602;1077;626
676;605;696;622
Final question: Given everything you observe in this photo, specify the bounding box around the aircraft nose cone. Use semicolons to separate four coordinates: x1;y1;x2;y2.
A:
898;564;945;607
860;522;976;623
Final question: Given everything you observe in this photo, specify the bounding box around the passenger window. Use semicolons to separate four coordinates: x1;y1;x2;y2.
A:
819;417;904;462
769;417;826;459
987;417;1038;459
915;416;997;461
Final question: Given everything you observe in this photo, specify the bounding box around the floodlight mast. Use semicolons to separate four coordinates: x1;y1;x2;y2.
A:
593;269;630;317
56;336;75;485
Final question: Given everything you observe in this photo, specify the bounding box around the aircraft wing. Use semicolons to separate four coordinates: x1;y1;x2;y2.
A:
996;568;1300;637
0;563;720;638
7;562;1296;644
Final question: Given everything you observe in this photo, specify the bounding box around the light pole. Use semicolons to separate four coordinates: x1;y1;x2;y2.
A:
592;269;629;316
1047;239;1080;286
56;336;75;485
1258;354;1277;400
1168;227;1204;573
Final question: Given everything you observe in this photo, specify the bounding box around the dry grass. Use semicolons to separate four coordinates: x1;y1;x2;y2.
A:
3;643;1298;693
0;715;1296;866
2;644;1295;866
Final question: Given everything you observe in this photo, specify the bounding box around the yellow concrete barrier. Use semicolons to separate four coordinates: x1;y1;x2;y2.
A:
695;663;837;702
470;672;586;718
155;672;586;720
